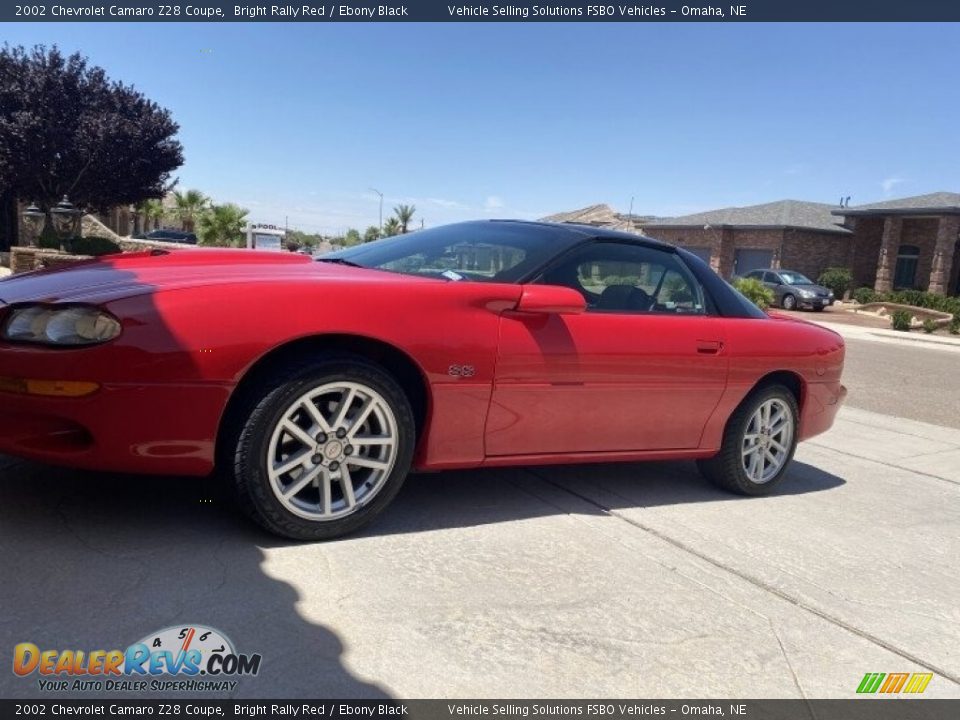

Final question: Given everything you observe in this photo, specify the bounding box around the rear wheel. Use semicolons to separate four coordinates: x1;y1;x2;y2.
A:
781;294;797;311
697;384;798;495
230;357;415;540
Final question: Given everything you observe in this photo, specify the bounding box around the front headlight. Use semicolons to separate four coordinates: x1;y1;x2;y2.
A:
2;305;121;346
798;289;815;298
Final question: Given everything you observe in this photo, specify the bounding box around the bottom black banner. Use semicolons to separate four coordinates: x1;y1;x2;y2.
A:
1;700;958;720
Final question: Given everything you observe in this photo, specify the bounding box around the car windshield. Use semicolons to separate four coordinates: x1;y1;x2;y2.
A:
319;222;582;282
779;271;813;285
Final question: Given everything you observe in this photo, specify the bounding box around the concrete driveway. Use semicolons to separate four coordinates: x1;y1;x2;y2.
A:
1;402;958;700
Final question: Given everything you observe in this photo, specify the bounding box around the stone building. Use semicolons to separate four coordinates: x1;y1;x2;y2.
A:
831;193;960;295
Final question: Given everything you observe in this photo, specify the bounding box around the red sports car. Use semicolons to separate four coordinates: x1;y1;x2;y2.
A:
0;221;846;540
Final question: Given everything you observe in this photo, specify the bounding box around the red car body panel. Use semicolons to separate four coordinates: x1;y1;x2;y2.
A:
0;249;845;476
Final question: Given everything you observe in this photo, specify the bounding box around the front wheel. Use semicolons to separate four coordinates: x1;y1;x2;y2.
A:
781;294;797;311
230;357;416;540
697;384;798;495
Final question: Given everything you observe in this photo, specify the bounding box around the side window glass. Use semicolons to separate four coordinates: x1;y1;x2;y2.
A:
538;242;706;315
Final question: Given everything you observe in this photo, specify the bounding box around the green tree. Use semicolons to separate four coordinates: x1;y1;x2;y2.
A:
393;204;416;233
287;230;323;250
382;217;401;237
343;228;362;246
173;189;209;232
0;45;183;213
198;203;248;247
363;225;381;243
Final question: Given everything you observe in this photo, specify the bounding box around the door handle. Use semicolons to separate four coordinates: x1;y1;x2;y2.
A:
696;340;724;354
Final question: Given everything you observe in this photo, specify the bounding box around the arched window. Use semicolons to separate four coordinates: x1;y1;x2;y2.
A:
894;244;920;289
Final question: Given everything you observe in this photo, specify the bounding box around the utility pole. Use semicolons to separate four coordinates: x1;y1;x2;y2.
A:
369;188;384;234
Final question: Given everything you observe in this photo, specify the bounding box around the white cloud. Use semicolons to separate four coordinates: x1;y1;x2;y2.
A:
483;196;505;213
881;177;909;196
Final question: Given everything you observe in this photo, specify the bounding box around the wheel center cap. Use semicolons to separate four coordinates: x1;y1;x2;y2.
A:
324;441;343;459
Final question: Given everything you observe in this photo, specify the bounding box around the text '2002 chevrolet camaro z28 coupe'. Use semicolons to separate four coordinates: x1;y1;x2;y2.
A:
0;221;846;540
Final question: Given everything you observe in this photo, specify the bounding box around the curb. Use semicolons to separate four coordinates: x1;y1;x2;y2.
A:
866;331;960;349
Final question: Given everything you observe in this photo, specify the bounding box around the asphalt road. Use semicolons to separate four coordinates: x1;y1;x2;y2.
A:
1;336;958;699
842;337;960;429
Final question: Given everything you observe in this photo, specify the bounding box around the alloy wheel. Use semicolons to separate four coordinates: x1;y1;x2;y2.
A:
740;398;794;484
266;381;399;521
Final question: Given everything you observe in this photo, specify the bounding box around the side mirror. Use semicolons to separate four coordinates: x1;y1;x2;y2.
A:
515;285;587;315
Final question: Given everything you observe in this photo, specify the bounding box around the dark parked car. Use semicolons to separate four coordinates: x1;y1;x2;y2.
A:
743;269;834;311
134;229;198;245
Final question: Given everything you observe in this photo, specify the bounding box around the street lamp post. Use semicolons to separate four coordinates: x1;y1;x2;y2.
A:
21;203;46;248
369;187;384;236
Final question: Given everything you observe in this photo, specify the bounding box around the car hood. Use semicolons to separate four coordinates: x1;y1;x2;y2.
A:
788;283;832;295
0;249;416;305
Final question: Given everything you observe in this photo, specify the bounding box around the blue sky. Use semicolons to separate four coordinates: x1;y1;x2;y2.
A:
6;23;959;233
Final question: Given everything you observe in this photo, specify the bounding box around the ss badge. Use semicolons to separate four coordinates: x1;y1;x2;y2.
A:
448;364;476;378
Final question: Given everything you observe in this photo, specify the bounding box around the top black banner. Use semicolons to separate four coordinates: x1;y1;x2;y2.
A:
5;0;960;23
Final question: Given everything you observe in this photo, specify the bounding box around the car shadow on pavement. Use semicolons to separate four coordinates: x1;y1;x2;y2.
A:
0;458;391;700
364;459;846;538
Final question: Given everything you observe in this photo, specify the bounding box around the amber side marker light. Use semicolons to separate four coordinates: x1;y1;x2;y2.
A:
0;377;100;398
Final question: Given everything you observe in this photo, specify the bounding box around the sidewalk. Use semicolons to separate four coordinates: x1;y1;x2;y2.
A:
1;406;959;698
810;316;960;351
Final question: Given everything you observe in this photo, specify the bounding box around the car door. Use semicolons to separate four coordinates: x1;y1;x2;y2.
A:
485;240;729;457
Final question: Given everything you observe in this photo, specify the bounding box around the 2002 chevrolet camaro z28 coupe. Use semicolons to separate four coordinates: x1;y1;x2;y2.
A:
0;221;846;540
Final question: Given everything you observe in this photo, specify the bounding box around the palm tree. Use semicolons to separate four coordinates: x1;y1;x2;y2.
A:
393;204;416;234
137;199;166;232
198;204;249;247
382;217;401;237
173;189;210;232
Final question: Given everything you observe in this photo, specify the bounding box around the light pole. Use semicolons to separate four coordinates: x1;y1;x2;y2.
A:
369;188;383;236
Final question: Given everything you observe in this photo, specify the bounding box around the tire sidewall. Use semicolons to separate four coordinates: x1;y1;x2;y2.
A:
782;294;796;310
235;359;416;540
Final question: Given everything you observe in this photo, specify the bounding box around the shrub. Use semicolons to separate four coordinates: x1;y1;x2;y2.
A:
881;289;960;320
733;277;775;310
817;267;852;299
950;318;960;335
66;236;121;256
852;287;876;305
890;310;913;332
922;318;938;334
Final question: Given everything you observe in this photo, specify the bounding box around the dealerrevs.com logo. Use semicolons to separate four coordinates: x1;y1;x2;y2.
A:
13;625;262;693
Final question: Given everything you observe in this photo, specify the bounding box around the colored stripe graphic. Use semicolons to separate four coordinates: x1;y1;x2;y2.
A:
903;673;933;694
880;673;909;693
857;672;932;694
857;673;885;693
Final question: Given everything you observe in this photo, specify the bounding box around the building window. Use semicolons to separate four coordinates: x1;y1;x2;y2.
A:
893;244;920;289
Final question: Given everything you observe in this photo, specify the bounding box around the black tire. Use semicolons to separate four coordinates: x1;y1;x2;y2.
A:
781;294;797;311
813;305;825;312
228;355;416;541
696;384;799;496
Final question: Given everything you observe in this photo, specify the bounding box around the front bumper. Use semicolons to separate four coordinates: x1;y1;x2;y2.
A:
798;296;833;309
0;381;231;476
